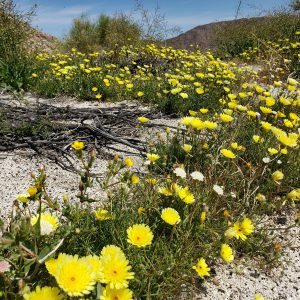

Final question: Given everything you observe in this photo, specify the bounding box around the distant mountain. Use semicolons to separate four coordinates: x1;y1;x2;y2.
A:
166;16;266;50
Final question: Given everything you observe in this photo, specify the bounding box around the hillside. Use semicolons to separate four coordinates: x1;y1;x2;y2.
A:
166;16;267;50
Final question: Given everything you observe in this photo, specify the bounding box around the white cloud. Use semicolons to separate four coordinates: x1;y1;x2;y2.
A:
33;4;94;26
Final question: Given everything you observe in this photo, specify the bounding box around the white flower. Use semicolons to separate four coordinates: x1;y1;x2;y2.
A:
262;157;270;163
173;167;186;178
40;220;55;235
213;185;224;195
190;171;204;181
230;192;237;198
277;160;282;164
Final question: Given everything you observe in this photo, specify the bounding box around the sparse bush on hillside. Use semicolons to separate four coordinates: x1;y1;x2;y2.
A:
64;1;180;52
64;14;98;52
64;13;142;52
103;13;142;49
0;0;35;90
214;11;300;58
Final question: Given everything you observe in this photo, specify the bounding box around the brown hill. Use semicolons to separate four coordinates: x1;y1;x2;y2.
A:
166;16;266;50
29;28;59;52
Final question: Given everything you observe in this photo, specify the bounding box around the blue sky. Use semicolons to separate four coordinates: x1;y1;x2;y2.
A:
17;0;291;38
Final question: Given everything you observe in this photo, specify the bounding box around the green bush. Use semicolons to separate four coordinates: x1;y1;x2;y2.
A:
214;11;300;58
0;0;35;90
64;13;142;52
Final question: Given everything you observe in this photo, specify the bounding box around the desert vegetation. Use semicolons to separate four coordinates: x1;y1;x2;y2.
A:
0;0;299;299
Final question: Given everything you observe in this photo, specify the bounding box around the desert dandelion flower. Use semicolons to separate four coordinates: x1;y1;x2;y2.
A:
100;254;134;289
24;286;63;300
54;255;96;297
127;224;153;247
192;258;210;279
100;286;133;300
161;208;181;225
31;213;59;235
220;244;234;262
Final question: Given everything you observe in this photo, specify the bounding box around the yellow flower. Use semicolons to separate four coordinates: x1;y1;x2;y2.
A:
287;78;298;86
236;104;247;112
180;116;194;126
54;255;96;297
100;245;126;261
268;148;279;155
171;87;182;95
137;116;149;123
127;224;153;247
131;174;139;184
124;157;133;167
200;211;206;223
179;92;188;99
224;227;236;239
24;286;63;300
231;142;238;149
27;186;38;197
220;114;233;122
272;170;284;182
71;140;84;151
31;213;59;235
204;121;218;129
16;193;30;203
241;218;254;235
46;253;70;277
192;258;210;278
252;135;263;143
233;218;254;240
100;286;133;300
265;97;275;107
260;106;273;114
228;93;237;100
138;207;145;215
287;189;300;201
96;93;102;99
283;119;293;128
247;110;257;118
199;108;208;114
146;178;158;186
82;255;104;282
220;244;234;262
160;186;173;196
277;133;297;148
191;118;205;130
182;144;192;153
126;83;133;89
137;91;144;97
175;185;195;204
256;193;266;201
146;153;160;163
94;209;111;221
261;121;272;131
220;149;236;159
161;208;181;225
223;209;230;218
195;87;204;94
254;293;265;300
92;87;98;92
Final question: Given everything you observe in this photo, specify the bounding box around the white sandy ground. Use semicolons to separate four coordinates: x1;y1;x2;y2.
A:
0;94;299;299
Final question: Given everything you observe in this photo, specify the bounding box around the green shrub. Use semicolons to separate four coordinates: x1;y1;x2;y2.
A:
214;11;300;58
64;13;142;52
0;0;35;90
